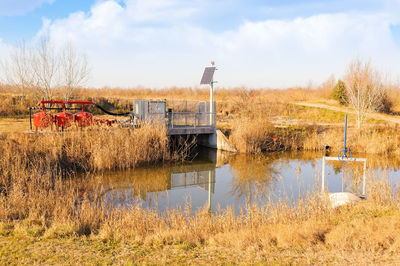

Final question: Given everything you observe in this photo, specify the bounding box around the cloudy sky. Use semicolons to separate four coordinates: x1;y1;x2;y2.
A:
1;0;400;88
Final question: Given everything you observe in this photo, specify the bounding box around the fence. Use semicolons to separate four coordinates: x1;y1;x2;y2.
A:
134;99;216;128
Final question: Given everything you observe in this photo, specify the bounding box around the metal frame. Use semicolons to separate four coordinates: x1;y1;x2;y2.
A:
321;156;367;196
200;63;217;126
338;114;352;162
134;99;216;128
169;112;216;128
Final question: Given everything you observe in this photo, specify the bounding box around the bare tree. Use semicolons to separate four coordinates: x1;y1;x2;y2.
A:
1;41;34;102
60;42;90;101
2;37;91;102
31;37;60;101
318;74;336;98
343;59;386;129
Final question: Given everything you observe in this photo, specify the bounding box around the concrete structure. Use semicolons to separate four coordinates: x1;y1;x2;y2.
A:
329;192;362;208
321;156;367;208
134;99;237;152
197;129;237;152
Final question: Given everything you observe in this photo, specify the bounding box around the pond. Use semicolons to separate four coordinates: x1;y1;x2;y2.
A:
86;148;400;214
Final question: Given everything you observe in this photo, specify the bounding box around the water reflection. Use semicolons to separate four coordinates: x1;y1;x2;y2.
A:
86;149;400;213
93;149;220;211
229;154;278;198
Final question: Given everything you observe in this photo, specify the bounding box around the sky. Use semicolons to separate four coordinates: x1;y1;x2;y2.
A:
1;0;400;89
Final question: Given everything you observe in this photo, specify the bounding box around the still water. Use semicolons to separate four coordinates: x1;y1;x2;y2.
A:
89;149;400;213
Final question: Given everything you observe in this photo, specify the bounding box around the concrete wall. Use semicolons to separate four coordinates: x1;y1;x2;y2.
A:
197;129;237;153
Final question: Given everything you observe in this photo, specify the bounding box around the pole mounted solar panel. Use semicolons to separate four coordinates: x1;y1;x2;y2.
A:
200;67;216;85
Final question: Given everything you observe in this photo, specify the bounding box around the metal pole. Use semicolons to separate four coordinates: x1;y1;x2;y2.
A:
185;101;187;126
344;114;348;150
208;170;212;212
362;160;366;196
321;157;325;193
29;107;32;131
342;169;344;192
210;81;213;126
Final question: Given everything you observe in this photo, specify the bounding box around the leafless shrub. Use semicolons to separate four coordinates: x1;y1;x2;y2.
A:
343;59;392;128
31;37;60;100
0;41;33;101
60;41;90;101
1;37;90;101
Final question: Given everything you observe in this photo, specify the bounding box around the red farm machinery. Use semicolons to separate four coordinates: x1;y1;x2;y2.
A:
29;100;132;131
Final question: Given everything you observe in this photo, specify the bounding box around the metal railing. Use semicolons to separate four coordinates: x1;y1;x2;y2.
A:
168;112;216;128
133;99;217;128
137;112;216;128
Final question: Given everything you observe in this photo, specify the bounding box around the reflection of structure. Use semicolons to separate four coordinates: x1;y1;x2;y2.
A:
171;170;215;193
321;156;366;196
100;163;217;199
170;168;215;212
321;156;367;208
229;153;279;200
97;148;230;211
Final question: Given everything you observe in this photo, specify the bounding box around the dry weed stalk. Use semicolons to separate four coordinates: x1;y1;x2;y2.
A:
0;125;400;263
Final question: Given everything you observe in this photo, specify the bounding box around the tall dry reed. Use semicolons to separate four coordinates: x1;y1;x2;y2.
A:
0;124;172;173
0;123;400;264
0;123;189;223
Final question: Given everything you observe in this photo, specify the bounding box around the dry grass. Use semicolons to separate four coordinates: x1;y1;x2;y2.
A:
228;105;400;155
2;84;400;263
0;128;400;263
302;124;400;156
0;117;29;133
0;123;184;172
1;175;400;264
0;124;183;226
0;84;319;117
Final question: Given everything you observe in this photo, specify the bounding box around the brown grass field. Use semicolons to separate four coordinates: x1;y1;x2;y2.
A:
2;84;400;264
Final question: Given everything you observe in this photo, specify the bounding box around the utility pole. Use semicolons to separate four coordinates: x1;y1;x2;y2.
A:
200;61;217;126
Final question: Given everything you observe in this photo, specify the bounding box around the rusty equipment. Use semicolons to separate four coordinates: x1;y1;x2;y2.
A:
30;100;121;131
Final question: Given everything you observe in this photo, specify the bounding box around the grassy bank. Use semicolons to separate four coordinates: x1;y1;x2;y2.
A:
1;180;399;264
2;86;400;263
1;125;400;264
0;125;192;222
0;124;178;172
229;116;400;156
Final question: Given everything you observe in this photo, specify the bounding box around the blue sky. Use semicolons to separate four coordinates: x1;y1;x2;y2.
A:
0;0;93;41
1;0;400;88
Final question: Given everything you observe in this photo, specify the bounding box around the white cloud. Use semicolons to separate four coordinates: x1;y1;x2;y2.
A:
0;38;9;54
124;0;197;22
214;13;400;87
32;0;400;88
0;0;54;16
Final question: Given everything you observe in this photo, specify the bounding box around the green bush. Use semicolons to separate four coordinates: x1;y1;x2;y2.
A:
332;80;347;105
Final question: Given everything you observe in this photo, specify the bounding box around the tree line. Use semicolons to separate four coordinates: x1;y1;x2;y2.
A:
0;37;90;102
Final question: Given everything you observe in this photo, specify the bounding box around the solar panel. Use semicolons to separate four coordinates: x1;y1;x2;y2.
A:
200;67;216;85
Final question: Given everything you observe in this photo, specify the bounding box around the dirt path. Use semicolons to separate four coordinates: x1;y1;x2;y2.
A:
0;117;30;133
294;102;400;125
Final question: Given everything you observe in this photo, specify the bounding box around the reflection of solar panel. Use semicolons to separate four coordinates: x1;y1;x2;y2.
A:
200;67;216;84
